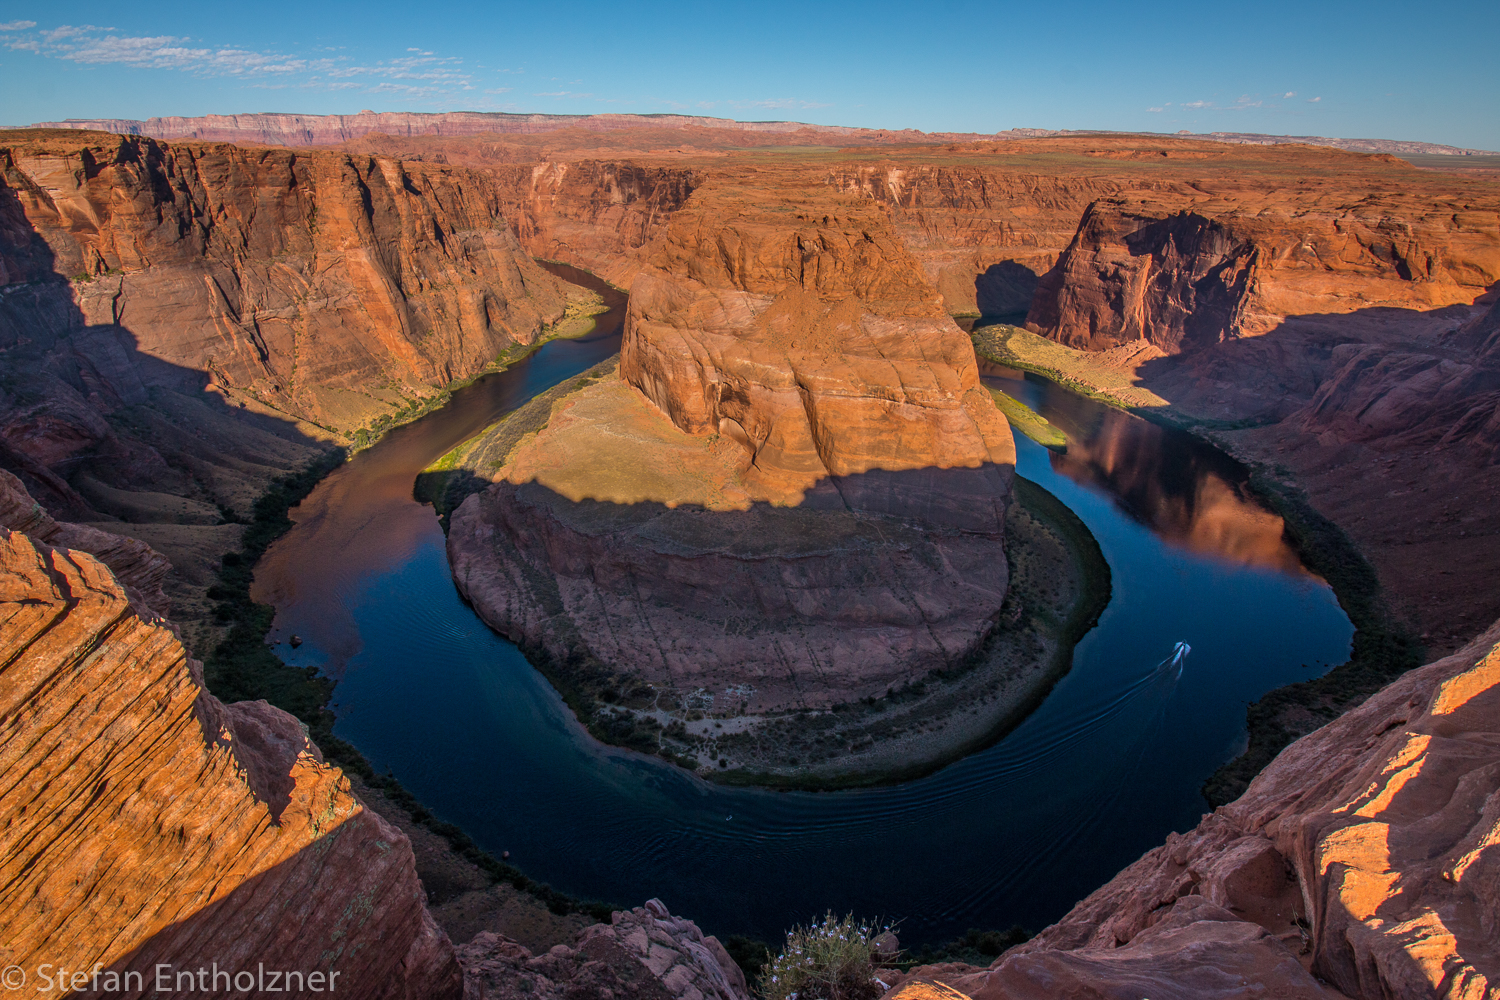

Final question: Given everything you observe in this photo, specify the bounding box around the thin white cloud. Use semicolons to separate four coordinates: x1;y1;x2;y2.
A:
1147;107;1165;113
1306;96;1321;103
1181;100;1213;109
2;21;481;101
1284;91;1296;98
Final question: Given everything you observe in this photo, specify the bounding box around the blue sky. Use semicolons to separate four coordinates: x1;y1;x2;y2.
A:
2;0;1496;149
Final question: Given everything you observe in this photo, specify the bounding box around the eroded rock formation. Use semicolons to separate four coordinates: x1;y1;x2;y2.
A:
0;467;171;618
621;180;1015;512
0;523;463;997
1028;197;1499;354
0;129;589;640
448;179;1018;718
2;130;574;436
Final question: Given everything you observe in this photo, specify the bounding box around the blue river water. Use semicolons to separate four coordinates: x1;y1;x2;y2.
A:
253;272;1353;947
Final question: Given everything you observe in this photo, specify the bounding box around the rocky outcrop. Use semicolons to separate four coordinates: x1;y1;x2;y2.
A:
0;468;171;617
1298;296;1500;462
459;899;750;1000
1028;197;1500;354
893;898;1345;999
899;618;1500;1000
448;178;1018;720
0;524;463;997
621;183;1015;514
488;161;702;287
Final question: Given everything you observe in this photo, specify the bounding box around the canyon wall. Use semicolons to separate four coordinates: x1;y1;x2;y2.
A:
2;130;573;437
0;477;753;1000
485;160;702;287
1028;196;1500;354
621;175;1015;505
0;129;581;635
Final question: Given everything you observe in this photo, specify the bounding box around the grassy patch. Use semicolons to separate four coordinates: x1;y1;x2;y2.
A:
990;387;1067;450
200;450;615;922
414;356;621;529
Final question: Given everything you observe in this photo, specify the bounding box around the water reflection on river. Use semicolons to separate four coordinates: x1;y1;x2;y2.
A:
986;368;1308;576
255;282;1353;948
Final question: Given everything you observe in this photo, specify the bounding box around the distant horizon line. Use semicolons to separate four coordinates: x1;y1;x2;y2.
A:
9;108;1499;156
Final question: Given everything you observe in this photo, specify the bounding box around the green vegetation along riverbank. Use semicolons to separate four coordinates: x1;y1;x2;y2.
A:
990;386;1067;450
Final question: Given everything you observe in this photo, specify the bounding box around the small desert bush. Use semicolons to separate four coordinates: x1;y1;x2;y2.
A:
761;912;886;1000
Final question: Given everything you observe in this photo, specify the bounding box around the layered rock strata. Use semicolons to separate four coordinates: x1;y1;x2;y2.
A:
1027;196;1499;354
449;181;1017;721
0;129;585;637
0;467;171;618
1;130;575;437
0;524;464;997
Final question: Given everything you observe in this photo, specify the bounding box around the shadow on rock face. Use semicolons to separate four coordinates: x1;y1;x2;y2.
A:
0;179;336;532
448;460;1015;718
974;260;1039;320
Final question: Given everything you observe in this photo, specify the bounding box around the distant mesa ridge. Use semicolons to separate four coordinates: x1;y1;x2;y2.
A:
14;110;1496;156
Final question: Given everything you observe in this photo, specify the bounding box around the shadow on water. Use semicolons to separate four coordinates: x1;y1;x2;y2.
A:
254;272;1353;948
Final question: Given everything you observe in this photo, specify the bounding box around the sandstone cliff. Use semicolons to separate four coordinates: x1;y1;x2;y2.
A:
621;178;1015;509
1027;195;1499;354
0;467;172;618
0;504;754;999
447;178;1020;731
0;523;464;997
2;130;574;436
0;129;584;636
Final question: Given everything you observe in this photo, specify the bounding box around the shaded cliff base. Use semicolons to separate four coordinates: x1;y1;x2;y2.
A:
668;475;1108;789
